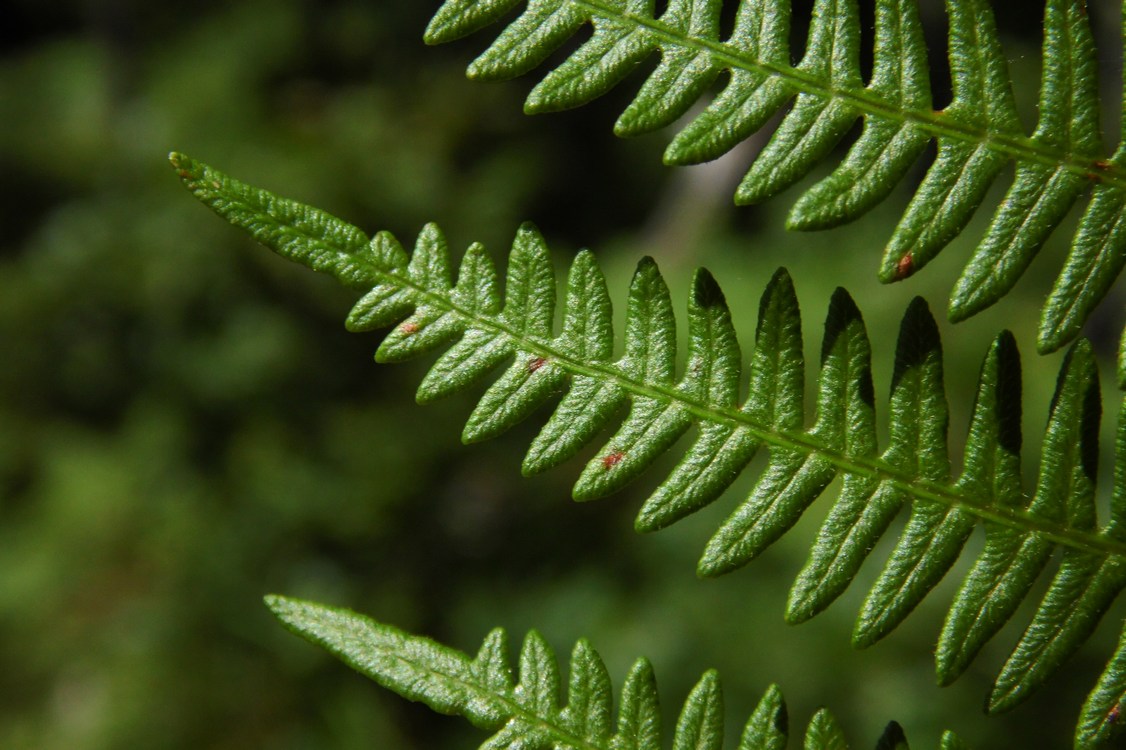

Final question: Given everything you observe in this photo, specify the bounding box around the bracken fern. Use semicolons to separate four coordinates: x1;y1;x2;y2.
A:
173;153;1126;748
424;0;1125;365
266;594;967;749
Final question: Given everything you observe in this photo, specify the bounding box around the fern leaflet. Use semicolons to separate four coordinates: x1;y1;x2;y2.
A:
265;594;964;749
424;0;1124;356
173;153;1126;748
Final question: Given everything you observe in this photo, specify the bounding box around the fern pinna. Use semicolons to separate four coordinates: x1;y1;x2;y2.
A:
173;153;1125;748
424;0;1126;372
266;594;968;749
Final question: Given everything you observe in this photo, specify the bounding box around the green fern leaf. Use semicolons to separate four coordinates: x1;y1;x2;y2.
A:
424;0;1123;354
738;682;787;750
939;731;971;750
173;154;1125;747
1119;327;1125;389
933;333;1032;684
951;0;1100;327
1079;634;1126;750
802;709;848;750
612;657;661;750
1077;411;1126;749
265;594;957;749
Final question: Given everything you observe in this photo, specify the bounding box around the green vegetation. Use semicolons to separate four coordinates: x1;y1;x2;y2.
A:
2;1;1124;748
423;0;1123;356
172;140;1122;747
267;593;965;749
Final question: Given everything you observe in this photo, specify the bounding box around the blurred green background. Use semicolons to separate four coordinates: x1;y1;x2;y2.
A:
1;1;1124;748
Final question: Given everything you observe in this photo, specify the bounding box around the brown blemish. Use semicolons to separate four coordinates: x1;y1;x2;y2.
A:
601;451;624;470
894;253;914;281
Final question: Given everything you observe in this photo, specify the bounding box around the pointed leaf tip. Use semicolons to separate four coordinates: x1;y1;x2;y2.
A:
820;287;865;363
517;219;542;236
169;151;202;180
263;593;327;625
939;730;969;750
768;266;794;288
692;268;725;309
673;669;724;750
739;683;788;748
875;720;908;750
893;297;942;367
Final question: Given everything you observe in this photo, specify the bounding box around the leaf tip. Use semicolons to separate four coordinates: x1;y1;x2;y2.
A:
464;61;486;80
692;268;725;309
933;654;962;688
946;295;973;324
169;151;203;183
850;618;879;651
421;20;446;46
696;547;739;579
891;253;915;282
1036;299;1087;354
523;88;555;116
875;720;908;750
782;586;817;625
263;593;303;623
985;671;1034;716
939;729;969;750
1035;326;1067;355
767;266;794;288
947;265;1000;323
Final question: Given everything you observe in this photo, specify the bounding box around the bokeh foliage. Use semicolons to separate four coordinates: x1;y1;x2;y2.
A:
0;1;1122;748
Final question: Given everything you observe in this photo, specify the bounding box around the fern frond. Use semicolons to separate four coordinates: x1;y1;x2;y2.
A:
424;0;1123;355
172;154;1125;748
265;594;959;749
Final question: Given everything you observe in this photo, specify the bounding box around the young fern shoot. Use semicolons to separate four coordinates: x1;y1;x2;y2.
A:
172;153;1126;748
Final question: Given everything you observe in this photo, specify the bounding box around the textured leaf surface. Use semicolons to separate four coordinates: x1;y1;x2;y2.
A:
265;594;957;749
176;154;1125;748
426;0;1124;354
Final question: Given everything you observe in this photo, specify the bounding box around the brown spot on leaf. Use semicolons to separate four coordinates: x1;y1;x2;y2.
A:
894;253;914;280
528;356;547;373
399;322;420;335
601;451;624;470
